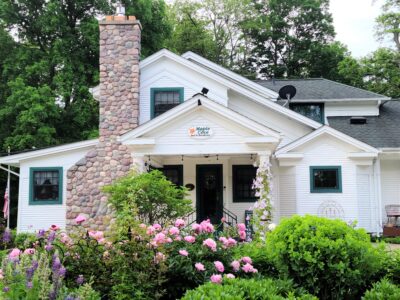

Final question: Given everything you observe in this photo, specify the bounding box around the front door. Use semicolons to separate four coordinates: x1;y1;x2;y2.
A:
196;165;223;224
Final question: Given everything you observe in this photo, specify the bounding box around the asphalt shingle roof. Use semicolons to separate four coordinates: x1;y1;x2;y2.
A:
328;100;400;148
254;78;389;100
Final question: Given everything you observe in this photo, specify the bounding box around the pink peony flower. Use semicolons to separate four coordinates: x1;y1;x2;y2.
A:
0;269;3;280
23;248;35;255
195;262;205;271
203;238;217;251
241;256;252;264
227;238;237;247
237;223;246;231
239;230;246;240
214;261;224;273
226;273;235;279
175;219;185;228
50;224;60;231
174;236;182;241
154;233;167;245
139;223;147;229
231;260;240;272
200;219;214;233
75;215;86;225
184;235;196;243
169;226;180;236
147;226;156;235
153;224;162;231
179;249;189;257
192;223;202;234
9;248;21;260
210;274;222;284
242;263;257;273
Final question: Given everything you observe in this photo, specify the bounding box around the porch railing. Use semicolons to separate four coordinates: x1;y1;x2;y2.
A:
182;207;238;228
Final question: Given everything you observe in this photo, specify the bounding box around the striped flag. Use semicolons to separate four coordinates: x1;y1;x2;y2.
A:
3;186;8;220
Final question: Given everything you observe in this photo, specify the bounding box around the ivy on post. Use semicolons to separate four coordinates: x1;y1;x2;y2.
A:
251;153;274;240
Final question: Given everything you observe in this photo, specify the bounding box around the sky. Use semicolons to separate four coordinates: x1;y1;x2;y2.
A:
330;0;389;57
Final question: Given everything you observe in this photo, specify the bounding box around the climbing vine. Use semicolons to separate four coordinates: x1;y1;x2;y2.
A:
252;159;274;240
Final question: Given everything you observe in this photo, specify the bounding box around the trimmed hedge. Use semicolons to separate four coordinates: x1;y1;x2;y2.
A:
362;279;400;299
181;278;317;300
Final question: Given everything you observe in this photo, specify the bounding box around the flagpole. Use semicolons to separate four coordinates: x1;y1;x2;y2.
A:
6;146;10;229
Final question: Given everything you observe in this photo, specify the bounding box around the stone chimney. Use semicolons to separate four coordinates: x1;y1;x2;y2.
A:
99;14;141;139
66;9;141;231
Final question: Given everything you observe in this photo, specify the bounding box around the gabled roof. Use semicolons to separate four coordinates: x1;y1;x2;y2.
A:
275;125;379;155
119;94;281;142
0;139;98;165
328;100;400;149
255;78;390;102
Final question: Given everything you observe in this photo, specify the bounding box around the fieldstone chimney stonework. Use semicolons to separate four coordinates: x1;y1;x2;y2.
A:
66;15;141;231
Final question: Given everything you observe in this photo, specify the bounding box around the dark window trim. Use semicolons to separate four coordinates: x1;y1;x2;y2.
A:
158;165;184;187
150;87;184;119
310;166;342;193
232;165;257;203
29;167;63;205
289;102;325;124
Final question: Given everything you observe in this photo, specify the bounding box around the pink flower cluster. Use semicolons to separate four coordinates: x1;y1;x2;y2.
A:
237;223;247;240
231;257;258;273
219;236;237;249
88;231;105;244
192;219;215;234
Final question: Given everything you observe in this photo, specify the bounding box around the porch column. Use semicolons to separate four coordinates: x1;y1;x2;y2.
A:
132;154;147;173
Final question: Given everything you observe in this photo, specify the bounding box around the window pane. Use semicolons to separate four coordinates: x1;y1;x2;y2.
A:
290;103;323;123
158;165;183;187
154;90;181;117
233;165;257;202
33;170;60;201
313;169;338;189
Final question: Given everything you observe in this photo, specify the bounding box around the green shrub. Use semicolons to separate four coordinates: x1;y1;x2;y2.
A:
181;278;317;300
384;249;400;285
266;215;386;299
362;278;400;300
104;170;192;227
14;232;37;249
234;242;277;276
383;236;400;244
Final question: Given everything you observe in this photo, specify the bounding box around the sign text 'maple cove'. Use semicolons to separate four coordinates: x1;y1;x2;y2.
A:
188;126;212;137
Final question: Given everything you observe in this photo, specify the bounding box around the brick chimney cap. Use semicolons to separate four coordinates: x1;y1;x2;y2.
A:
100;16;142;28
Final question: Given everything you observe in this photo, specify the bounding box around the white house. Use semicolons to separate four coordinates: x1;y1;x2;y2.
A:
0;12;398;234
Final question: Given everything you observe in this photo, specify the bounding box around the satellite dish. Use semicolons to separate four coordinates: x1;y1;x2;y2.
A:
278;85;297;100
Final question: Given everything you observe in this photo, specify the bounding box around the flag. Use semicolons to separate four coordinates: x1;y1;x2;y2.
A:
3;186;8;220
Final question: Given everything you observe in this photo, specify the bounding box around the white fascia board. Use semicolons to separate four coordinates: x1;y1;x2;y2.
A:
141;49;321;129
348;152;378;159
276;126;379;155
245;136;280;144
380;148;400;152
0;139;98;165
120;95;282;142
290;98;390;103
275;153;304;159
182;51;278;99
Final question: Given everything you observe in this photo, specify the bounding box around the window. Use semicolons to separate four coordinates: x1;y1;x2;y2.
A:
29;167;63;205
151;88;184;118
290;103;324;124
310;166;342;193
159;165;183;187
232;165;257;202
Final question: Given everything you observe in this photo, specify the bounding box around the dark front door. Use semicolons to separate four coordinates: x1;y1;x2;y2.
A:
196;165;223;224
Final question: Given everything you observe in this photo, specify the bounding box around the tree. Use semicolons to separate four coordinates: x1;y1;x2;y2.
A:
376;0;400;51
247;0;335;78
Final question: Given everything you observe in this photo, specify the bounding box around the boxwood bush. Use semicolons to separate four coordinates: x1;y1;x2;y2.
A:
181;278;317;300
266;215;387;299
362;279;400;299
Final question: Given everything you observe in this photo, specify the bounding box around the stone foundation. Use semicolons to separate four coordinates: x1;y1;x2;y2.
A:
66;16;141;231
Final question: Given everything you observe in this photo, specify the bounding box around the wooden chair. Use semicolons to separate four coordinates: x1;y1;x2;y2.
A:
385;205;400;226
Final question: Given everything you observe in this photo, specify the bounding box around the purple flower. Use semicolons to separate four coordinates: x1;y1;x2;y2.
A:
65;296;75;300
45;244;53;251
49;290;56;300
3;286;9;292
59;267;66;277
76;275;84;285
26;267;35;281
52;256;61;272
26;281;33;289
48;231;56;243
32;260;38;270
2;229;11;243
37;229;46;238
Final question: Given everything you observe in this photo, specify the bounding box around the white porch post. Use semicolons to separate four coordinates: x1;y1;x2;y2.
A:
131;154;147;173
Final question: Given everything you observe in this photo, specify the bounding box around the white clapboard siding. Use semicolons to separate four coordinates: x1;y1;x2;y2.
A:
357;173;373;231
381;160;400;221
294;136;361;224
18;148;94;233
279;172;297;219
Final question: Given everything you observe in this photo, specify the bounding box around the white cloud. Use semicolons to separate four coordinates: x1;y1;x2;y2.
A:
329;0;389;57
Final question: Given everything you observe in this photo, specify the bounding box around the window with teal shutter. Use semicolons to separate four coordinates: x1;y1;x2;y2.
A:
151;87;184;118
29;167;63;205
310;166;342;193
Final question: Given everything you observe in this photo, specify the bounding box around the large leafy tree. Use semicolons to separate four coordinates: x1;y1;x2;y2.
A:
247;0;335;78
376;0;400;52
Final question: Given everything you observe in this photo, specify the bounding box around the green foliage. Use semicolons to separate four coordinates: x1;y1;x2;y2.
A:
362;278;400;300
265;215;387;299
234;242;276;276
375;0;400;52
383;249;400;285
181;278;317;300
104;170;192;226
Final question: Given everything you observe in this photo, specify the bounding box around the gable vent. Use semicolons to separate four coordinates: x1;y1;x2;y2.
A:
350;117;367;125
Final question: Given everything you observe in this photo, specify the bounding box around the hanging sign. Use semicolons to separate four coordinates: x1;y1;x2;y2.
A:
188;126;213;137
